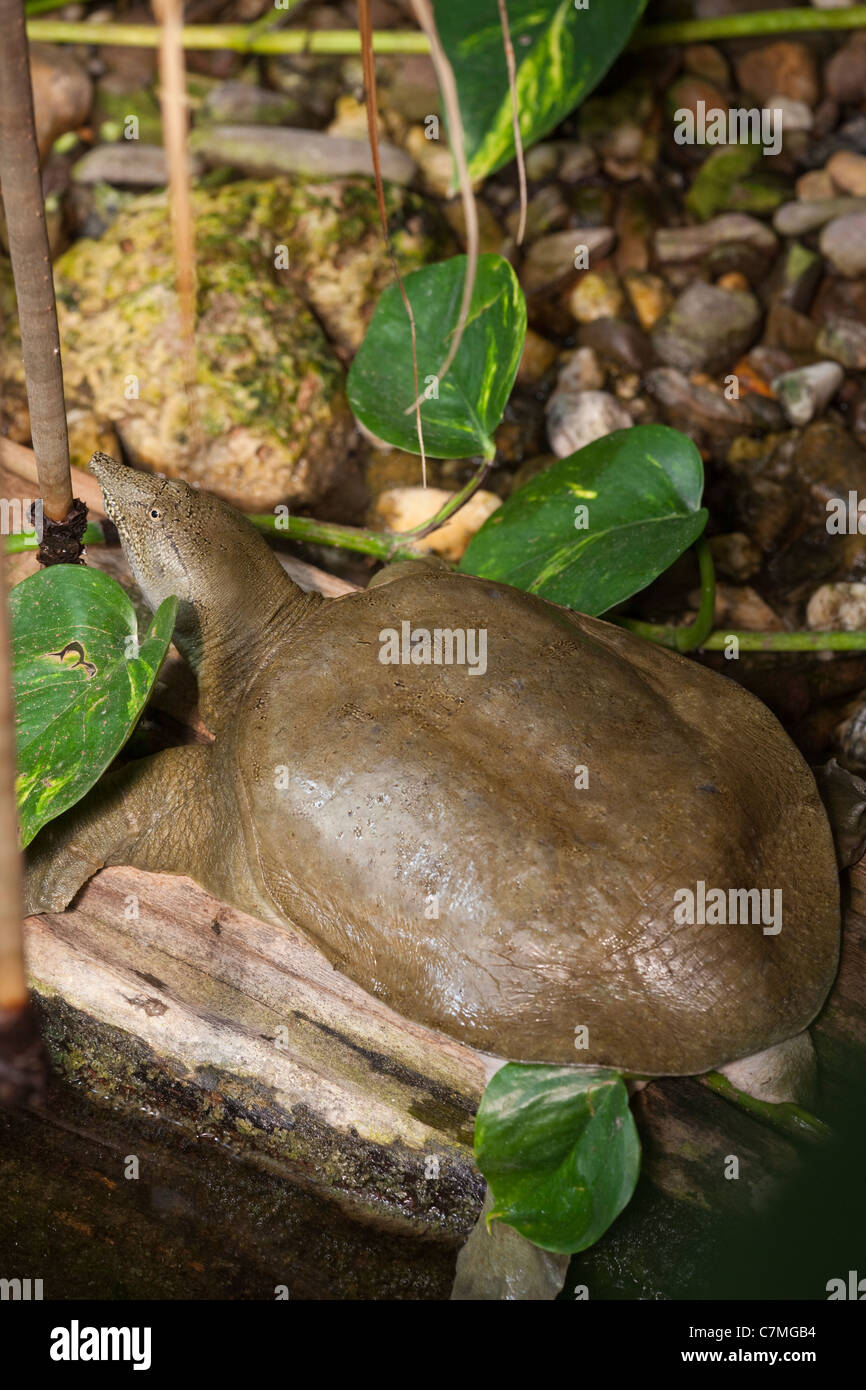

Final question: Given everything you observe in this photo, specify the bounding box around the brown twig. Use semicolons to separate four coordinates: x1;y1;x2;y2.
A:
0;0;74;534
0;533;47;1107
359;0;428;484
496;0;526;246
406;0;478;416
153;0;199;442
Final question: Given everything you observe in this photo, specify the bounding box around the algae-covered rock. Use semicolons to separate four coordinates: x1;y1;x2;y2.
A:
51;181;353;509
0;178;451;509
269;177;454;354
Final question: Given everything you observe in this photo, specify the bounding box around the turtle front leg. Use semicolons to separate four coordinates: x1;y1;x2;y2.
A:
24;745;231;917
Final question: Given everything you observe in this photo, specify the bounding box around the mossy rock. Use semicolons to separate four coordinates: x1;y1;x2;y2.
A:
0;178;454;510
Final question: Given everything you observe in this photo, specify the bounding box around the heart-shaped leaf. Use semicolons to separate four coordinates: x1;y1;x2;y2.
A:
459;425;707;615
11;566;177;847
475;1064;641;1254
347;253;526;460
436;0;648;183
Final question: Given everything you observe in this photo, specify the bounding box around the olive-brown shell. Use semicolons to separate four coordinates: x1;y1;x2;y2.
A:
236;568;839;1075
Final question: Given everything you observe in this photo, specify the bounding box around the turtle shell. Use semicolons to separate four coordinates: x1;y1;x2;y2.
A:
235;568;839;1074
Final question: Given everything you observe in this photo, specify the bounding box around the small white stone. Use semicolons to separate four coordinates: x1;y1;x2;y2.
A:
772;361;844;425
373;486;502;562
546;389;631;458
807;582;866;632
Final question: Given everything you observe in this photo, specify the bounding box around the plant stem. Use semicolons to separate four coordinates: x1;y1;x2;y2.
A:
0;0;72;525
617;535;716;653
244;514;428;563
702;1071;831;1141
25;20;431;51
153;0;199;445
26;8;866;54
631;5;866;48
5;523;105;554
9;524;866;652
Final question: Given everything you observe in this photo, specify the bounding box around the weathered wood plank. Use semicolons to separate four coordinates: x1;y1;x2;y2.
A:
24;866;487;1240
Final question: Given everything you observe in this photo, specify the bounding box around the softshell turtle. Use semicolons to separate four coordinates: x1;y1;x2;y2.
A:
25;455;842;1084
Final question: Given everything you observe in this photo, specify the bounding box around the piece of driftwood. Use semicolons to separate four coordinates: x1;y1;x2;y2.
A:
23;866;487;1234
12;855;865;1300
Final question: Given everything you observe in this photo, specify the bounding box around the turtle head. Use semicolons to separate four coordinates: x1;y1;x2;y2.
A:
89;454;296;708
89;452;231;611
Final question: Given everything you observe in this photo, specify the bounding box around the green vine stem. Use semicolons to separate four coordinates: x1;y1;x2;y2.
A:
25;21;431;52
5;517;427;563
244;512;426;561
702;1071;831;1141
25;8;866;53
397;457;493;541
8;524;866;652
617;534;715;654
631;5;866;47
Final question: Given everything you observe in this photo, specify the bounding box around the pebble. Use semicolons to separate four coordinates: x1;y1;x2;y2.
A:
71;143;203;186
709;532;762;583
826;150;866;196
30;42;93;159
683;43;730;90
556;142;598;183
655;213;777;263
516;330;558;386
809;114;866;167
568;271;625;324
825;36;866;103
820;212;866;277
551;347;606;396
507;185;570;239
201;81;307;127
645;367;753;433
577;318;653;373
765;303;818;352
816;317;866;369
772;97;814;134
708;585;784;632
773;195;866;236
772;362;845;426
373;487;501;563
807;583;866;633
519;227;615;295
624;271;670;331
189;125;416;184
734;41;819;107
546;389;631;458
652;282;762;375
717;271;750;292
796;169;836;199
524;144;560;182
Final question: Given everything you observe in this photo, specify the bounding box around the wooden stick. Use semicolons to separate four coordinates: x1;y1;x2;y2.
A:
0;0;72;523
0;512;46;1105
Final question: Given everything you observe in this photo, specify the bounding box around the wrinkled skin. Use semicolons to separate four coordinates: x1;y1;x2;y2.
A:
24;458;840;1077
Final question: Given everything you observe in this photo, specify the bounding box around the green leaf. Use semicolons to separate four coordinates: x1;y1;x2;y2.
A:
475;1064;641;1254
436;0;648;183
11;566;177;847
459;424;707;615
347;253;526;460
